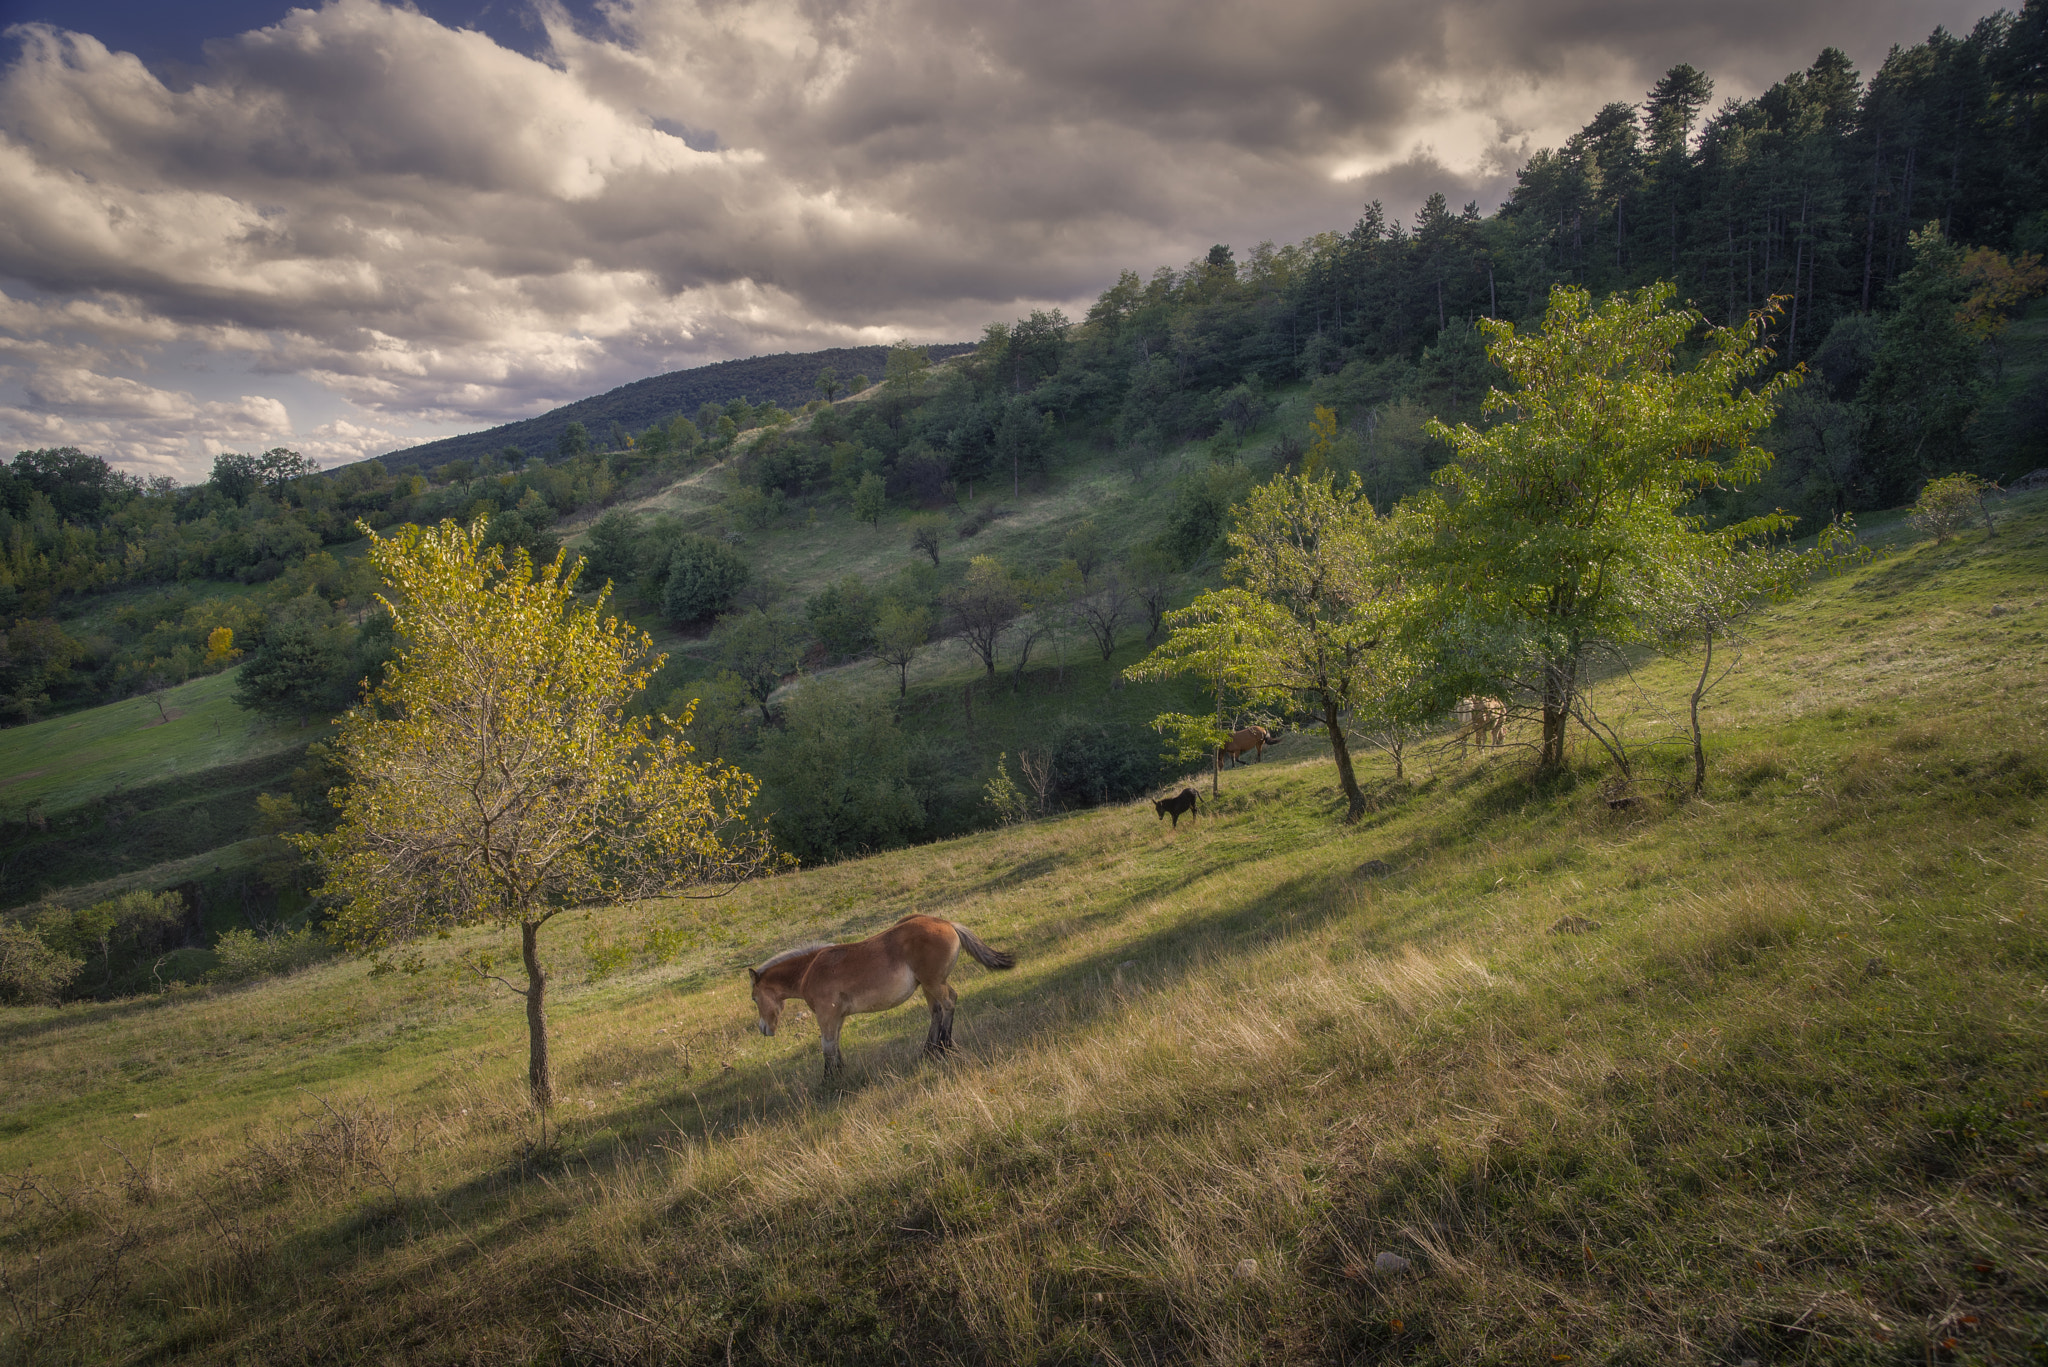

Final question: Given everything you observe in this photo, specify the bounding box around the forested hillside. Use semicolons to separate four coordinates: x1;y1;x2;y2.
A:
374;343;978;475
3;9;2046;933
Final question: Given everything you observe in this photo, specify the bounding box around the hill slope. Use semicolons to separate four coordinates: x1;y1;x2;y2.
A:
2;494;2044;1364
374;343;975;474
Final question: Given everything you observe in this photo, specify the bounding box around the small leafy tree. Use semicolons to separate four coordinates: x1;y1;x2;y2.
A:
660;534;751;624
875;602;932;696
0;921;82;1005
853;471;887;529
1909;472;1996;544
715;607;809;725
1128;469;1393;821
815;367;842;403
949;556;1021;680
1651;519;1865;794
806;577;879;660
981;753;1030;825
1073;564;1132;661
1411;283;1798;770
296;519;784;1112
233;615;351;727
754;680;923;862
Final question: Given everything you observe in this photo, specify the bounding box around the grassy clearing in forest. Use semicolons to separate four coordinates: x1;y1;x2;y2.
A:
0;666;302;818
2;498;2046;1365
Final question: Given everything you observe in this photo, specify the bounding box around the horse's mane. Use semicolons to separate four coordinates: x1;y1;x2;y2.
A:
757;941;829;972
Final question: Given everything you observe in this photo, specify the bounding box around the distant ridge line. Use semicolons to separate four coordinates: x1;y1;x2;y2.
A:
366;342;975;473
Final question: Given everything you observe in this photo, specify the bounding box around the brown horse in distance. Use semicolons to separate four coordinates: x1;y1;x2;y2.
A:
1219;725;1275;766
749;915;1016;1079
1154;787;1198;827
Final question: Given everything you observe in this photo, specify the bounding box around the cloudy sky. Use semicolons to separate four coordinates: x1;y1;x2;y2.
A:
0;0;2001;481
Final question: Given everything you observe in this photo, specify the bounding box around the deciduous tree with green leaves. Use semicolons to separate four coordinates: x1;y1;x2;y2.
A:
1127;468;1395;821
1410;283;1799;771
296;519;784;1113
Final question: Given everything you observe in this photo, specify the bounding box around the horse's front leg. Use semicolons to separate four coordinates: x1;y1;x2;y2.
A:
818;1008;846;1081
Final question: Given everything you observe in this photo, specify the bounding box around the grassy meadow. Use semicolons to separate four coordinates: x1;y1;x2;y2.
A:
2;497;2046;1364
0;666;302;821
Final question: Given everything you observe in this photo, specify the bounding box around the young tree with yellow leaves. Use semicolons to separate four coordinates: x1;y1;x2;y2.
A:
296;519;786;1113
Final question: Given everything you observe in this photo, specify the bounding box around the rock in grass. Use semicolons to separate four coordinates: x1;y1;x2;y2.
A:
1357;859;1393;878
1550;915;1601;935
1373;1251;1411;1275
1235;1258;1258;1279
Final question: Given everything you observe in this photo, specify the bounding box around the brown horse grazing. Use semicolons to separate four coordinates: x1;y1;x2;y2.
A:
749;915;1016;1079
1453;696;1507;757
1154;787;1198;827
1219;725;1274;766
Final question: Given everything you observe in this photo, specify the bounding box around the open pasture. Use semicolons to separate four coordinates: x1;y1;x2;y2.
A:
2;501;2046;1364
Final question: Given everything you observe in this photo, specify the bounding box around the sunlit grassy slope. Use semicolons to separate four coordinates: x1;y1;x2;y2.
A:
3;497;2046;1365
0;665;302;819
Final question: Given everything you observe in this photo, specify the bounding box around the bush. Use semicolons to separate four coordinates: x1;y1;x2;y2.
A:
1043;715;1172;809
754;681;924;862
1909;472;1993;544
806;577;879;660
208;925;332;985
0;922;83;1005
660;535;752;624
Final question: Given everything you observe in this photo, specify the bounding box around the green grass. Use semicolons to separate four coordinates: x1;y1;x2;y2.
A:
4;499;2046;1365
0;666;304;819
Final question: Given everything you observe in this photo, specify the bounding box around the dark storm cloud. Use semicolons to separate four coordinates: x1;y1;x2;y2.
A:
0;0;1999;476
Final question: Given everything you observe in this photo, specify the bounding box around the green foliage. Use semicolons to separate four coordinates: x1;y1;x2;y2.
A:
1909;472;1995;545
0;920;82;1005
1861;225;1982;504
852;470;887;528
232;614;353;724
805;577;878;661
29;890;185;997
659;534;752;625
874;602;932;696
980;752;1029;825
714;607;809;724
1412;283;1797;768
755;680;924;862
208;924;332;985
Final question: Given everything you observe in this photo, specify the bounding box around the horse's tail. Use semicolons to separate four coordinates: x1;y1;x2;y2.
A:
953;922;1016;971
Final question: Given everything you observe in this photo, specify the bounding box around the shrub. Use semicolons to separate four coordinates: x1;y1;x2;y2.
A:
1909;472;1993;544
660;535;752;624
208;925;333;985
0;922;83;1005
806;577;879;660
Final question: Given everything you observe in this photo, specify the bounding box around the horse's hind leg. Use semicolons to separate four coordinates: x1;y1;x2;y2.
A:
923;981;958;1056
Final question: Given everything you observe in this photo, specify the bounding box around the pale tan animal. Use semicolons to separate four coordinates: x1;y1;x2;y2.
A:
1453;696;1507;757
750;915;1016;1079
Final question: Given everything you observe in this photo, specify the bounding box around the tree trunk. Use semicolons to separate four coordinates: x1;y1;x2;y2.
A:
1324;695;1366;821
1690;624;1714;797
1540;648;1577;770
521;920;553;1112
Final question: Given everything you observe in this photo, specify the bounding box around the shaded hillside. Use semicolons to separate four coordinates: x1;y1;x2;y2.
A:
374;343;976;474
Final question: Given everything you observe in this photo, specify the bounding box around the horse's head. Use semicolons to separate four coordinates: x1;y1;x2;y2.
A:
748;966;783;1036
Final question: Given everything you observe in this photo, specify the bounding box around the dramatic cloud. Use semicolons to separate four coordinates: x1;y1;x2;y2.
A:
0;0;2000;479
